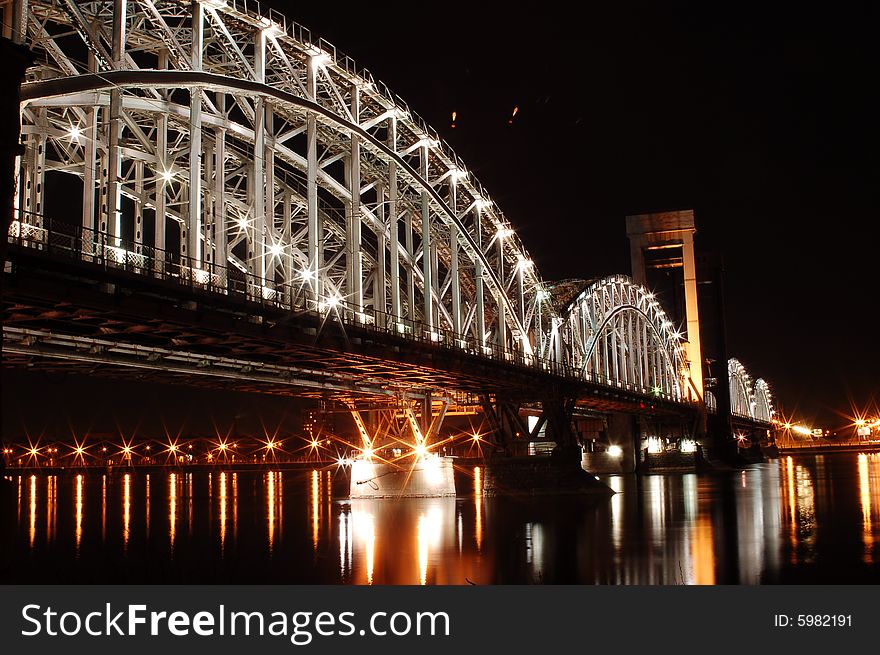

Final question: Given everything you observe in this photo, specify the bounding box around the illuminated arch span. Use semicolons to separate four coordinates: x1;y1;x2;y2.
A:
728;358;754;418
558;276;688;401
7;0;691;402
11;0;555;359
752;378;774;423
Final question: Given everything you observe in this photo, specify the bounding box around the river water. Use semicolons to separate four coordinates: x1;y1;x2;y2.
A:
3;453;879;584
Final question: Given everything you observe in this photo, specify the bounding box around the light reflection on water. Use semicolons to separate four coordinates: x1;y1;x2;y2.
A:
7;454;880;584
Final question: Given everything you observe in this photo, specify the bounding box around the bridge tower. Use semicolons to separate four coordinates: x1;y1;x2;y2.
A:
626;210;703;401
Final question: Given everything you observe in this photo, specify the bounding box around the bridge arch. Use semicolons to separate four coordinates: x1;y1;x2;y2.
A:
752;378;774;423
557;276;688;401
6;0;719;410
728;358;754;418
11;0;558;360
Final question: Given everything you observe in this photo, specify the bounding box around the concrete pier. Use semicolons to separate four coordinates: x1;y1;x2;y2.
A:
349;455;456;498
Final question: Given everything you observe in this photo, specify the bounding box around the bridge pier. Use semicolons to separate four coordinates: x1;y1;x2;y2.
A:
344;394;457;498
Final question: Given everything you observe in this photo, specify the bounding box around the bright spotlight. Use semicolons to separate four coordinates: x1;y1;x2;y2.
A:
607;445;623;458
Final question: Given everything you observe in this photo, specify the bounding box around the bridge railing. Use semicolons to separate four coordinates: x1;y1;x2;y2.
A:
6;214;692;406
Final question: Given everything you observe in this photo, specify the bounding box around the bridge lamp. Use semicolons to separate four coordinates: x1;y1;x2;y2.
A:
855;419;866;427
326;294;340;309
269;242;283;258
311;52;331;68
68;125;81;140
607;445;623;458
310;439;320;449
496;226;514;239
262;22;283;37
472;432;480;443
123;446;132;455
414;443;428;459
450;168;468;183
29;447;38;457
218;443;227;452
361;447;374;460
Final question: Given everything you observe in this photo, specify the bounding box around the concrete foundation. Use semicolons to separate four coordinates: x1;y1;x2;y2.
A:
639;450;701;474
481;455;614;497
582;451;627;475
349;456;456;498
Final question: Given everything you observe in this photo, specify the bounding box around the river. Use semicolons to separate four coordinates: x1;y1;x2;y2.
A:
3;453;879;584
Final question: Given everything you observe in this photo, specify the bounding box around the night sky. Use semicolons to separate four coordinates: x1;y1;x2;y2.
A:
3;1;877;438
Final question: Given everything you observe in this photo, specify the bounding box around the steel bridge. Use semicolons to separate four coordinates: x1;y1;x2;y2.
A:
1;0;773;456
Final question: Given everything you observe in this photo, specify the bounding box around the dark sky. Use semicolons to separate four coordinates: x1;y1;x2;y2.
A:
262;0;877;427
3;1;877;438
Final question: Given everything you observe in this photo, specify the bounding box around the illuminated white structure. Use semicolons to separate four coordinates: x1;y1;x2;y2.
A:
728;358;774;422
4;0;697;404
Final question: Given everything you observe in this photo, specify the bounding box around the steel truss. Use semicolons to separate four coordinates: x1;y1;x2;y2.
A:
5;0;692;403
728;357;774;422
560;275;689;401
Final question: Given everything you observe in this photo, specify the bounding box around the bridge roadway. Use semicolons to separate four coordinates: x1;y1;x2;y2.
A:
2;233;694;422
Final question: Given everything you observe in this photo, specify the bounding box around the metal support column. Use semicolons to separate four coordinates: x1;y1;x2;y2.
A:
187;1;204;266
420;145;433;330
345;84;362;316
306;54;321;301
388;118;400;323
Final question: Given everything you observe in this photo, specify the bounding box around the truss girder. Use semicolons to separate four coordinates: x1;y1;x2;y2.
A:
728;358;774;422
559;275;688;402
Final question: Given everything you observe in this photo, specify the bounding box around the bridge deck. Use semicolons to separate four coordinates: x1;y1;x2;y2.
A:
3;239;696;418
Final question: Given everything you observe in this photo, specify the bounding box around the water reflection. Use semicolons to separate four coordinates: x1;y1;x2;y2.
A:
219;471;227;551
474;466;483;551
123;473;131;550
29;474;36;547
311;470;319;551
75;474;83;553
101;474;107;542
169;472;177;550
267;471;275;551
10;454;880;584
46;476;57;543
858;454;874;562
145;474;151;539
